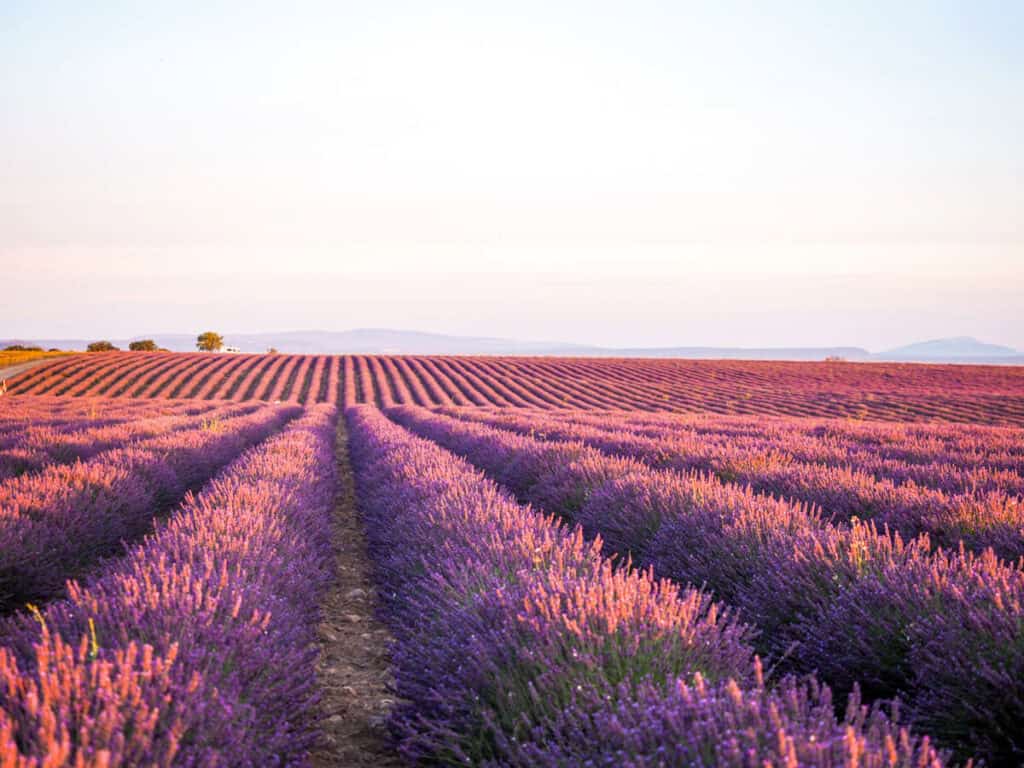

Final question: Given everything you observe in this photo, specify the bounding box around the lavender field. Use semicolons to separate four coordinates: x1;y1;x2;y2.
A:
6;0;1022;762
0;354;1021;766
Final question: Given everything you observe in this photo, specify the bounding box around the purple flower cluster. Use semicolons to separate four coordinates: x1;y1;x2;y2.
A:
443;407;1024;559
0;403;299;611
348;405;947;766
0;402;260;481
0;404;338;765
0;396;214;436
513;675;935;768
390;405;1020;764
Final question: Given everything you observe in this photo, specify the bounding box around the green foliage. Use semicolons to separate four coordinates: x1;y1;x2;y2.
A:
86;341;119;352
128;339;159;352
196;332;224;352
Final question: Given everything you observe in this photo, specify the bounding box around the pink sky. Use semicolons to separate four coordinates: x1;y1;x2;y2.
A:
2;2;1021;349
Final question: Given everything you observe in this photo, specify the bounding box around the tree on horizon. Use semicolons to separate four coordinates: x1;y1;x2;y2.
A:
196;332;224;352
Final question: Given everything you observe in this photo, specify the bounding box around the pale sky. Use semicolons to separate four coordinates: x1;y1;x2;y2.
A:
2;1;1022;349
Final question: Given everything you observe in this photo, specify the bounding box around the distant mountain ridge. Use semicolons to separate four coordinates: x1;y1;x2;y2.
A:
2;330;1020;364
880;337;1019;360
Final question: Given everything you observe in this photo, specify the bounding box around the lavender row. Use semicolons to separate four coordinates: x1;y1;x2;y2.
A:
546;409;1024;492
527;408;1024;474
0;403;299;611
349;406;947;766
447;407;1024;559
0;400;222;456
0;396;214;433
0;411;174;446
553;406;1024;458
619;409;1022;487
0;405;337;765
391;406;1019;764
451;407;1024;490
0;402;262;482
0;398;220;448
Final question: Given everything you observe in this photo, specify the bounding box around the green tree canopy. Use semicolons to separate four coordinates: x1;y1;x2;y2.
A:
3;344;43;352
196;332;224;352
86;341;118;352
128;339;159;351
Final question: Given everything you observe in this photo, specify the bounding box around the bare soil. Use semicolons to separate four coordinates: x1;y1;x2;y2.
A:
312;416;402;767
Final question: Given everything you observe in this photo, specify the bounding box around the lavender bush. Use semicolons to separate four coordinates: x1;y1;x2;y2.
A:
391;405;1011;764
446;407;1024;559
350;405;948;766
0;404;338;765
0;403;299;610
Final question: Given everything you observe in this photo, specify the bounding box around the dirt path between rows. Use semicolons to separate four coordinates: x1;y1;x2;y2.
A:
312;415;402;767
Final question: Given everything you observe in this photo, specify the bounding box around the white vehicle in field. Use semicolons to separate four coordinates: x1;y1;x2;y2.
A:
222;346;242;353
